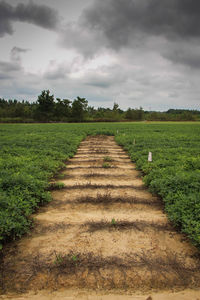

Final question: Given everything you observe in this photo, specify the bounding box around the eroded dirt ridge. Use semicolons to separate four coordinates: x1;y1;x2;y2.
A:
1;136;200;299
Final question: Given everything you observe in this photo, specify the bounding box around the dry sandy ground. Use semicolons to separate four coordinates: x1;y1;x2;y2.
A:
1;136;200;299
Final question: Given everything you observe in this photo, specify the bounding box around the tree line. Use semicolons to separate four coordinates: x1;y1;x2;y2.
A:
0;90;199;122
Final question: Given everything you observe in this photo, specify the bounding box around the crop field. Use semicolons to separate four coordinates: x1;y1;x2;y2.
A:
0;122;200;298
1;122;200;249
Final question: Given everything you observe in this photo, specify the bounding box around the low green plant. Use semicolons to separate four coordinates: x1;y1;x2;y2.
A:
102;162;111;168
54;252;64;265
50;182;65;190
111;218;117;225
72;254;78;262
103;156;113;162
56;173;65;179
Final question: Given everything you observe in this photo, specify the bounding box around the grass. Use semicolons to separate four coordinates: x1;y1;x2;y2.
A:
103;156;113;162
55;173;66;180
111;218;117;225
52;192;162;207
83;219;174;232
49;182;65;190
59;183;144;190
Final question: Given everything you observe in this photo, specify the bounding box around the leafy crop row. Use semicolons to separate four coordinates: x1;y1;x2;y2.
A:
0;122;200;249
0;124;86;249
115;123;200;247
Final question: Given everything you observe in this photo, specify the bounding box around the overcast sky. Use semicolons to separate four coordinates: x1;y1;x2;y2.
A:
0;0;200;110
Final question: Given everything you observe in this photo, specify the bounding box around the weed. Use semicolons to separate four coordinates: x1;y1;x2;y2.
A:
49;181;65;190
56;173;65;179
71;193;161;207
83;220;174;232
111;218;117;225
54;252;64;265
53;252;79;268
72;255;78;263
102;162;111;168
103;156;113;162
62;183;143;190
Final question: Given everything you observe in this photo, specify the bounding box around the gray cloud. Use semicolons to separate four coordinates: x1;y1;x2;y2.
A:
84;65;127;88
0;60;21;72
162;41;200;69
0;1;59;37
0;47;27;81
44;62;69;80
60;0;200;67
60;21;106;58
0;73;12;80
85;79;112;88
83;0;200;48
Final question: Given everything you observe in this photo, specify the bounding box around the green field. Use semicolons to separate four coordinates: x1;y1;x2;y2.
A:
0;122;200;249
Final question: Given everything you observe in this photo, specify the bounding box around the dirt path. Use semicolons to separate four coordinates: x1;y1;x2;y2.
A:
1;136;200;299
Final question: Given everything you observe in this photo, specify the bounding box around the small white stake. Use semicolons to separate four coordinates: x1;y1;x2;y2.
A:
148;152;152;162
133;139;136;145
117;130;118;134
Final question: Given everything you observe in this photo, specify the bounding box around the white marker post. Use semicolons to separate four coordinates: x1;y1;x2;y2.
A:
133;139;136;145
117;130;118;134
148;152;152;162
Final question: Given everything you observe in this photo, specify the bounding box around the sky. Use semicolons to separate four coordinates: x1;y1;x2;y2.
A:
0;0;200;111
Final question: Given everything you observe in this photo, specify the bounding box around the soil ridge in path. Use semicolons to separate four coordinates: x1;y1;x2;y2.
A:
1;135;200;300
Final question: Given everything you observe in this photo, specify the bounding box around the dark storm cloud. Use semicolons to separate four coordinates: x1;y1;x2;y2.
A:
0;1;58;37
162;41;200;69
165;52;200;69
60;0;200;68
0;1;13;36
83;0;200;49
60;21;106;58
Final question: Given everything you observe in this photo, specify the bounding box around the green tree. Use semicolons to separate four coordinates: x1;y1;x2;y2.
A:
54;98;71;120
113;102;119;111
125;107;144;121
110;102;122;121
71;97;88;122
36;90;55;121
125;108;133;120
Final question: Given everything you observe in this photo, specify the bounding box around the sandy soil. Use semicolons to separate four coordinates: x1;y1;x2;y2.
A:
1;136;200;299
